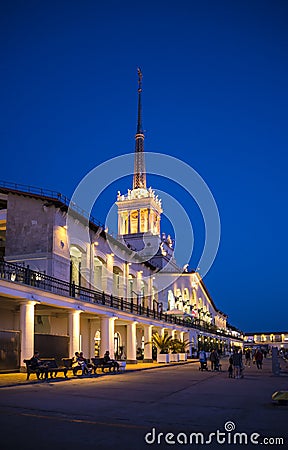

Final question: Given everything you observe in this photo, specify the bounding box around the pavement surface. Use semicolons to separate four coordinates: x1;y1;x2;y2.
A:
0;357;287;450
0;360;192;387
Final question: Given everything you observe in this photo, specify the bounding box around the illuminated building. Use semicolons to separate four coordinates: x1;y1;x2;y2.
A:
0;71;242;371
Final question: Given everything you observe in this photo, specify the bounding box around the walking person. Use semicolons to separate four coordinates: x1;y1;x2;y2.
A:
210;349;217;371
228;360;233;378
254;348;263;369
199;349;208;371
232;348;242;379
244;348;251;367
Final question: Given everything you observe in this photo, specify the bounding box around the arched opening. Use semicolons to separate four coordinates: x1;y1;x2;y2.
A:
140;208;148;232
167;290;175;311
128;274;136;302
175;288;183;310
113;266;123;297
94;330;101;357
70;245;86;286
94;256;106;291
114;332;122;359
183;288;191;313
139;279;148;307
130;210;138;234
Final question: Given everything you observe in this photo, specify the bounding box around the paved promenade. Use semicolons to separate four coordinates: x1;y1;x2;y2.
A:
0;357;287;449
0;360;193;387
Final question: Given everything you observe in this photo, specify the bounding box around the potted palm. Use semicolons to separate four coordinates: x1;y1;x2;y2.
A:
169;339;180;362
173;339;191;361
147;332;173;363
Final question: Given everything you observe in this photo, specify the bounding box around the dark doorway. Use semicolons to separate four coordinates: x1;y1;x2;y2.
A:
0;330;20;372
34;334;69;364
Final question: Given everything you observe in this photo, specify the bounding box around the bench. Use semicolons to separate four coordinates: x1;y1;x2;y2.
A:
91;357;119;373
23;359;68;380
61;358;91;376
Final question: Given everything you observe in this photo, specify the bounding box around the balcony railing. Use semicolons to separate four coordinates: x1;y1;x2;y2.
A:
0;180;104;229
0;260;240;340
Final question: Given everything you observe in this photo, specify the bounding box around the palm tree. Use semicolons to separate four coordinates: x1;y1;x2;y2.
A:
172;338;192;353
149;332;173;354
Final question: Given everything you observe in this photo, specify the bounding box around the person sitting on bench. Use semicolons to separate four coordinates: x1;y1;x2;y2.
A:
78;352;92;375
103;351;120;372
71;352;83;375
29;351;49;380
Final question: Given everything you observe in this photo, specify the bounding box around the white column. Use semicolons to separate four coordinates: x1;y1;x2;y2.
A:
166;328;174;338
123;262;128;299
105;254;114;294
126;321;137;363
137;209;141;233
20;301;36;368
143;325;153;363
100;316;115;358
161;328;167;338
80;248;90;288
173;330;178;339
128;211;131;234
88;319;98;359
148;209;151;233
147;276;153;309
89;243;94;287
68;310;81;357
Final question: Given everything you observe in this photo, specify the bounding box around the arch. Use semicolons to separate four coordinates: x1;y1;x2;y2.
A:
183;287;191;313
152;282;159;303
183;288;190;301
192;289;197;307
175;288;184;310
114;331;122;358
70;244;86;286
113;265;124;297
69;239;86;254
94;256;106;291
128;274;136;300
167;290;175;311
94;329;101;357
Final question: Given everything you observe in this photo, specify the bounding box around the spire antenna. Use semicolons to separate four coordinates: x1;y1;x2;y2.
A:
133;67;146;190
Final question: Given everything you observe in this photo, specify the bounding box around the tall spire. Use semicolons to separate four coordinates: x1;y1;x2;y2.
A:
133;67;146;190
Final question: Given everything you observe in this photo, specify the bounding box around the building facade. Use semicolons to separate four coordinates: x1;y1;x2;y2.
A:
0;72;243;372
244;332;288;350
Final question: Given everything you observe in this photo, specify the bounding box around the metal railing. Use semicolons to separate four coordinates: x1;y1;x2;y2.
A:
0;260;241;340
0;180;104;229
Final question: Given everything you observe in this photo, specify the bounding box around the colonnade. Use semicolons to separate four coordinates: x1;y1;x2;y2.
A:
19;300;201;370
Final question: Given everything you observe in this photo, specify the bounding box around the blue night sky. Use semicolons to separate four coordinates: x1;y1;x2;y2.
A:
1;1;287;332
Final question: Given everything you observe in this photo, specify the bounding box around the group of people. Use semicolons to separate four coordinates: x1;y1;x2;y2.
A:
29;350;120;380
72;350;119;376
198;346;266;379
198;349;221;371
71;351;93;376
228;348;244;379
244;347;264;369
227;346;265;379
